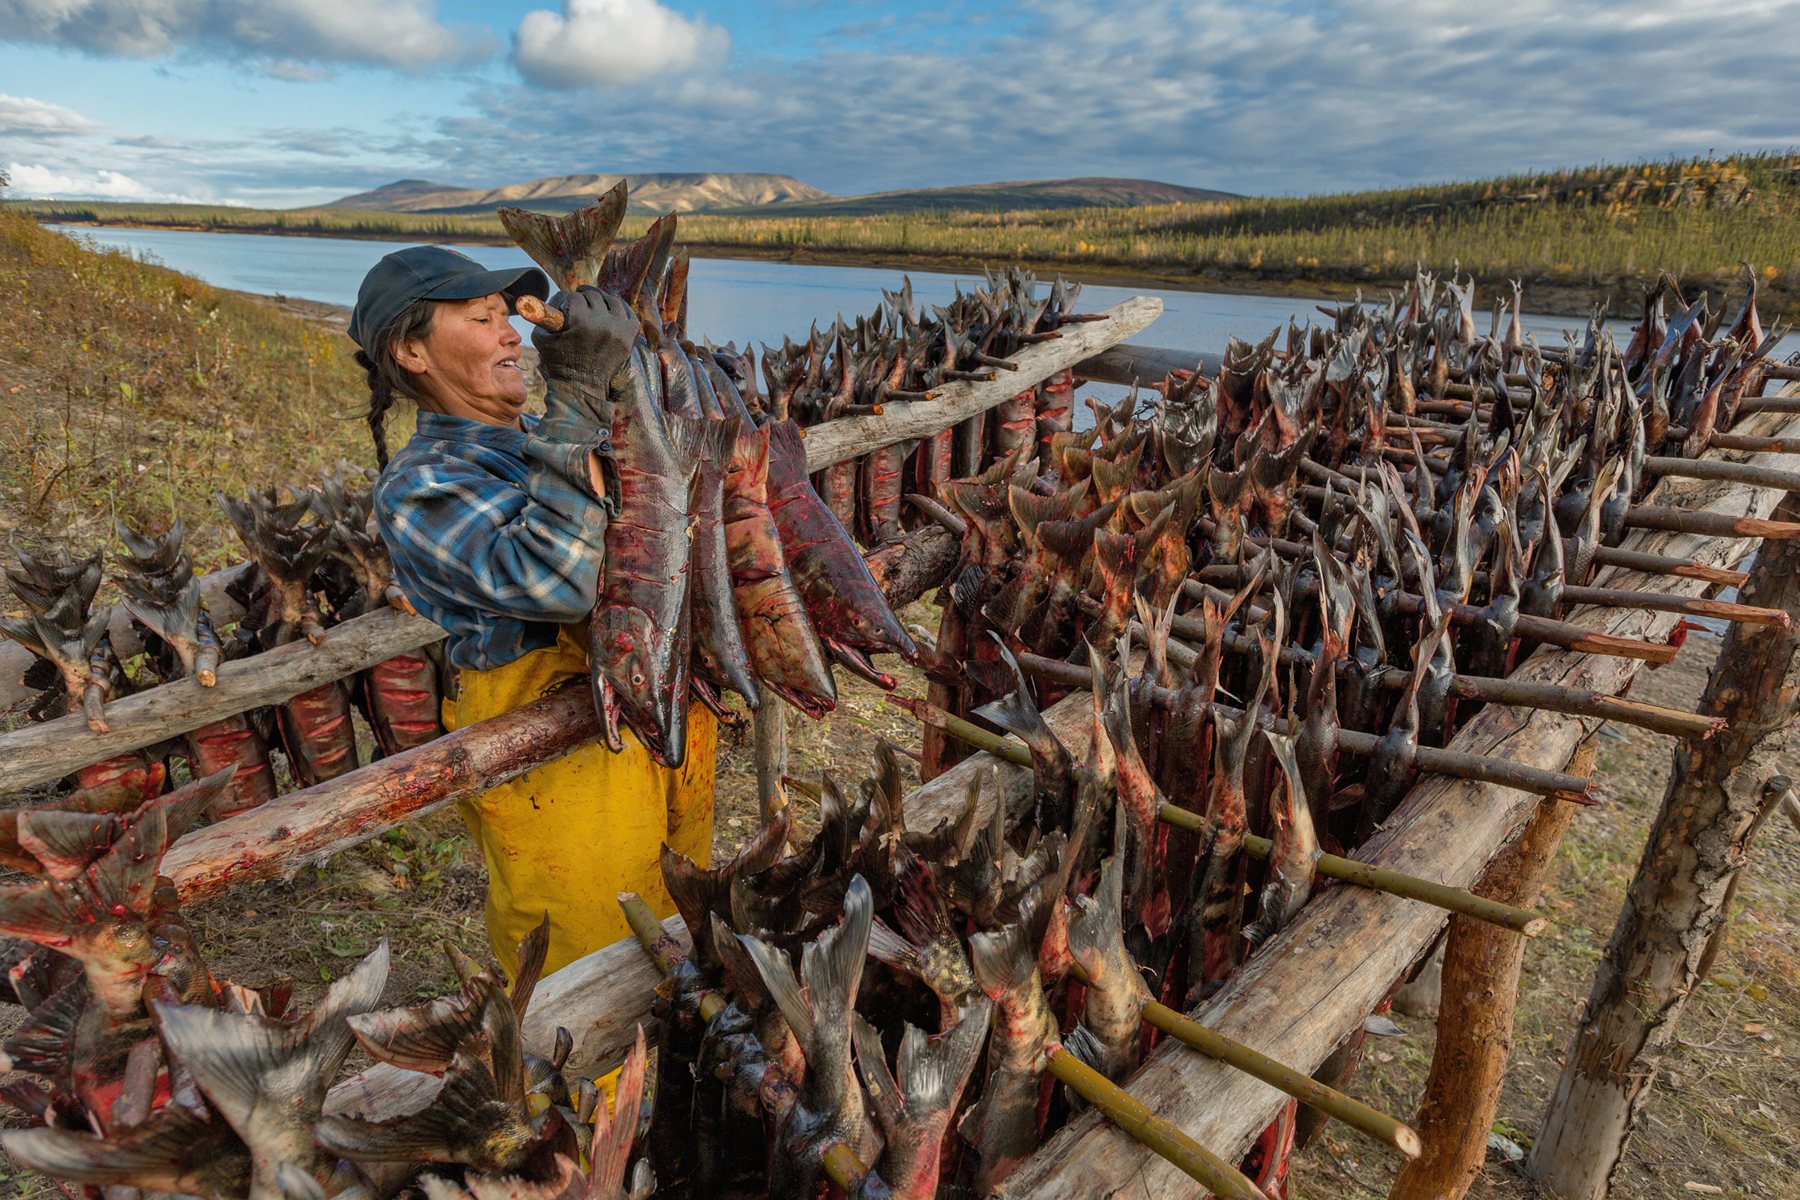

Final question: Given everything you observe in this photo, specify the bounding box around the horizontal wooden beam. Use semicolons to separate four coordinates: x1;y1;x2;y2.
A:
1072;341;1222;388
165;688;599;902
802;296;1162;472
0;607;445;793
0;562;251;712
995;397;1800;1198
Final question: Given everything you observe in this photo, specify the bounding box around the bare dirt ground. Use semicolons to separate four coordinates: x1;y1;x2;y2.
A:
1289;633;1800;1200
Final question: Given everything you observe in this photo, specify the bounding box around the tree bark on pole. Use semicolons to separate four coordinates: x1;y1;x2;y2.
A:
753;697;789;825
1389;734;1600;1200
1527;497;1800;1199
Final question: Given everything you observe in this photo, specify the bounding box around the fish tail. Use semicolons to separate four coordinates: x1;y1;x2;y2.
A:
0;978;84;1076
589;1024;649;1193
899;998;992;1118
852;1011;904;1132
1007;479;1089;537
801;874;873;1026
315;1050;503;1164
0;1103;215;1187
1067;852;1126;973
968;918;1035;999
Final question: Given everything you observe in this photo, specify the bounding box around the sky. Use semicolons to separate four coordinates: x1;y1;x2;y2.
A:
0;0;1796;208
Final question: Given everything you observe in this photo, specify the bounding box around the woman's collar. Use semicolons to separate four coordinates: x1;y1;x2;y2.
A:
414;409;539;451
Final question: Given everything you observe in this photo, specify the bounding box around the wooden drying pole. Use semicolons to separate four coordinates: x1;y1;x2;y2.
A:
0;606;445;793
803;295;1162;472
1389;733;1600;1200
889;696;1551;934
992;402;1800;1199
1527;494;1800;1199
164;688;599;902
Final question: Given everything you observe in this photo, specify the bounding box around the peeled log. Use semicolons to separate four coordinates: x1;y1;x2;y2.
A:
165;688;599;902
1527;495;1800;1199
1389;734;1599;1200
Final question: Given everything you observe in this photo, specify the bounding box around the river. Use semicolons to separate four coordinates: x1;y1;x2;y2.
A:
50;224;1599;362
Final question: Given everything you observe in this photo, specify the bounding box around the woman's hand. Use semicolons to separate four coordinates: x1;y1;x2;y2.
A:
534;286;641;389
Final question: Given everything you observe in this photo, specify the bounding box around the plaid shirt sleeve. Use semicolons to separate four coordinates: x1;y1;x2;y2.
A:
376;439;607;626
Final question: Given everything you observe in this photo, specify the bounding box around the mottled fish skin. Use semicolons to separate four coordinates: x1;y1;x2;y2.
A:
1067;848;1151;1081
153;942;390;1200
590;344;705;767
709;369;839;717
1243;730;1320;949
855;1002;992;1200
964;907;1057;1194
740;876;879;1198
763;419;918;677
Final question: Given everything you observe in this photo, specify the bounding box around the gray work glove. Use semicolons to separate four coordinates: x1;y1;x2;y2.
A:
532;285;641;442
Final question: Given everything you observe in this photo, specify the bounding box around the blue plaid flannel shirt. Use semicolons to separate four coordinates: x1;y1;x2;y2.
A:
374;410;610;671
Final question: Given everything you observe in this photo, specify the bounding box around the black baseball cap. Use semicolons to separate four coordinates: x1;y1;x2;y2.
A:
348;245;549;354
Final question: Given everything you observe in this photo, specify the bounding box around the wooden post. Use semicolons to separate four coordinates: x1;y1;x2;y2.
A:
1527;496;1800;1199
752;696;789;825
1389;733;1600;1200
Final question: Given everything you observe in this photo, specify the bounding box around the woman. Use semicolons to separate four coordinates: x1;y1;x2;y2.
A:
350;245;717;976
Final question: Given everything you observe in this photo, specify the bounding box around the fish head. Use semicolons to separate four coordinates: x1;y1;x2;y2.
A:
589;607;685;767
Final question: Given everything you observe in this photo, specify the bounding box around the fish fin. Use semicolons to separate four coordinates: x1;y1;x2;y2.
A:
497;185;626;291
710;913;772;1011
968;918;1033;998
511;916;551;1020
898;999;991;1117
347;984;486;1076
738;933;813;1053
155;766;238;843
866;916;924;979
0;977;85;1075
276;1162;329;1200
0;1103;233;1190
852;1012;905;1132
1007;479;1089;537
153;999;301;1133
301;940;393;1080
1062;1023;1108;1074
589;1025;647;1194
1067;853;1126;972
14;809;121;880
315;1051;508;1165
0;878;77;948
801;874;873;1020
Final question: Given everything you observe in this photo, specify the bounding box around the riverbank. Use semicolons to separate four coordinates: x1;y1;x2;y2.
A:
46;216;1638;320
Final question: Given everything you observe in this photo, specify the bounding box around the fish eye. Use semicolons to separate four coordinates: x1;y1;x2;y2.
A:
631;672;645;687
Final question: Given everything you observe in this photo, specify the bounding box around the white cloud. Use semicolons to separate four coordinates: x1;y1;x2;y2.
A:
0;93;101;138
3;161;226;205
513;0;729;89
0;0;467;71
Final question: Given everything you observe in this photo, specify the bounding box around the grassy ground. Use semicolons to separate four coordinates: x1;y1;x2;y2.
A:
0;219;1795;1198
10;152;1799;321
0;206;395;567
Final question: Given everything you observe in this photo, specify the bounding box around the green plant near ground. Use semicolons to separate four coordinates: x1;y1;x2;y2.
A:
0;206;395;565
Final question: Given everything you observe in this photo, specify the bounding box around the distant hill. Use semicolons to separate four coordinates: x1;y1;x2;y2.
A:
328;174;1236;218
327;173;832;215
739;177;1240;216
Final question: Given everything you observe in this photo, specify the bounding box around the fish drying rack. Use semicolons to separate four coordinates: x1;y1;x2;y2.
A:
3;291;1798;1197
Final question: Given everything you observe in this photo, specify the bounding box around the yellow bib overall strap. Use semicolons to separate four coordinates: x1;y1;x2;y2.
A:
446;625;717;978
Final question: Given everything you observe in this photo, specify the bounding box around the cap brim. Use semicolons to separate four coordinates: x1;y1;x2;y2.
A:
423;265;550;307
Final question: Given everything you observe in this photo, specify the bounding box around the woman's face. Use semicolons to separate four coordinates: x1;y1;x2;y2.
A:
393;293;527;425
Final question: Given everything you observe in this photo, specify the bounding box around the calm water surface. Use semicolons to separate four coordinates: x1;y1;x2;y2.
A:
51;224;1600;364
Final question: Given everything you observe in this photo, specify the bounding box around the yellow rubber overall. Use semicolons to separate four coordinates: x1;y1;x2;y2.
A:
446;625;716;978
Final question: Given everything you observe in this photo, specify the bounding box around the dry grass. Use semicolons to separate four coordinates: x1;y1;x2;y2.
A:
0;207;394;568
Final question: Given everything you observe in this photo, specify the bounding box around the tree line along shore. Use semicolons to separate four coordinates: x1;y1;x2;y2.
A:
8;152;1798;321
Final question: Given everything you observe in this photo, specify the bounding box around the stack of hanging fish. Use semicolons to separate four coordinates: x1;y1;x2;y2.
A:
0;545;164;796
3;472;445;815
3;264;1792;1199
752;268;1090;550
559;267;1790;1197
497;183;916;767
0;768;658;1200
